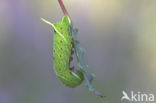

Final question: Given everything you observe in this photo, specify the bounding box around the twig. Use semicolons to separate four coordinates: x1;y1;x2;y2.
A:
58;0;69;16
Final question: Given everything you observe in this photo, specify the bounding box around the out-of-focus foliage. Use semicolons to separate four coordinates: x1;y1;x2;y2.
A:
0;0;156;103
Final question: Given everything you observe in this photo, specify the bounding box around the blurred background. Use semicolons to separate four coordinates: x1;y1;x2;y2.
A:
0;0;156;103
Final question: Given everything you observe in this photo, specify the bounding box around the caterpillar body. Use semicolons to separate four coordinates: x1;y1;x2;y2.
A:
42;16;84;88
41;0;104;97
53;16;84;87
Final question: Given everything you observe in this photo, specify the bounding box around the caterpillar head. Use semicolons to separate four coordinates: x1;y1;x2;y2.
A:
58;69;84;88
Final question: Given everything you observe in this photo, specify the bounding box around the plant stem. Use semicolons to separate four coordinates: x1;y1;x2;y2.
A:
58;0;69;16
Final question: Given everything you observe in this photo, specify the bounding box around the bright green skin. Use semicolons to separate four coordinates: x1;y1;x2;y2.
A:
52;16;84;88
41;16;103;97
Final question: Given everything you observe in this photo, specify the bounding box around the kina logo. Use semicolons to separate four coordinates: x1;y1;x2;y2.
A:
121;91;155;103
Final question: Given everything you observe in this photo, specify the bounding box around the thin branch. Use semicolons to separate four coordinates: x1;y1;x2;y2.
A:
58;0;69;16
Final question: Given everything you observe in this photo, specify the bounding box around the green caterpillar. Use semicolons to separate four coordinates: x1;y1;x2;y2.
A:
41;0;104;97
42;16;84;87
